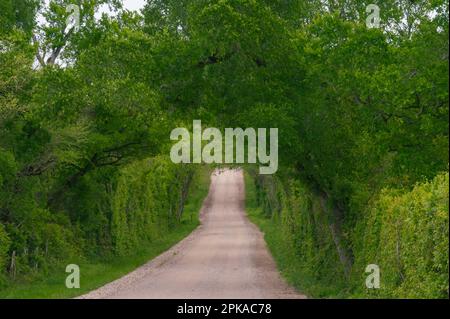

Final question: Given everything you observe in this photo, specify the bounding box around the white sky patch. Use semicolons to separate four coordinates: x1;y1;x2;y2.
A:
121;0;147;11
37;0;147;25
96;0;147;19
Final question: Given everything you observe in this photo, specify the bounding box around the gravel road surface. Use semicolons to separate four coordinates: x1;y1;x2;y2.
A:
79;169;305;299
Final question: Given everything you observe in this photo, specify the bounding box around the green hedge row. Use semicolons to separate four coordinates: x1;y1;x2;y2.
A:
352;172;449;298
110;157;195;256
0;155;198;285
249;170;449;298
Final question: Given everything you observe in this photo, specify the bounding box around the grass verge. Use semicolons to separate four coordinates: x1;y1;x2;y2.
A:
0;166;212;299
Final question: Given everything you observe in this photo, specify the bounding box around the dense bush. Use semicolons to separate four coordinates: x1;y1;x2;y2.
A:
352;172;449;298
249;170;449;298
0;152;198;281
110;157;195;256
248;170;348;297
0;224;10;279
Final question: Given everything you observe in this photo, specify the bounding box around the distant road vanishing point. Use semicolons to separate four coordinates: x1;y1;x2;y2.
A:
79;169;305;299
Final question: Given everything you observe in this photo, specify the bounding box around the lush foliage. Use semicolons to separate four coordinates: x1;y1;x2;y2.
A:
352;172;449;298
246;170;449;298
1;0;448;298
0;164;211;298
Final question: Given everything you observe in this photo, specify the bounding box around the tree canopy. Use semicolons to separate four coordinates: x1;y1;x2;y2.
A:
0;0;448;298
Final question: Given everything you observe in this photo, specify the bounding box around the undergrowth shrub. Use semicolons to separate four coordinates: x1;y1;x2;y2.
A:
248;169;449;298
352;172;449;298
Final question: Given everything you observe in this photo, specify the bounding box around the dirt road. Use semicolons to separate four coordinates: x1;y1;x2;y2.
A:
80;169;305;299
